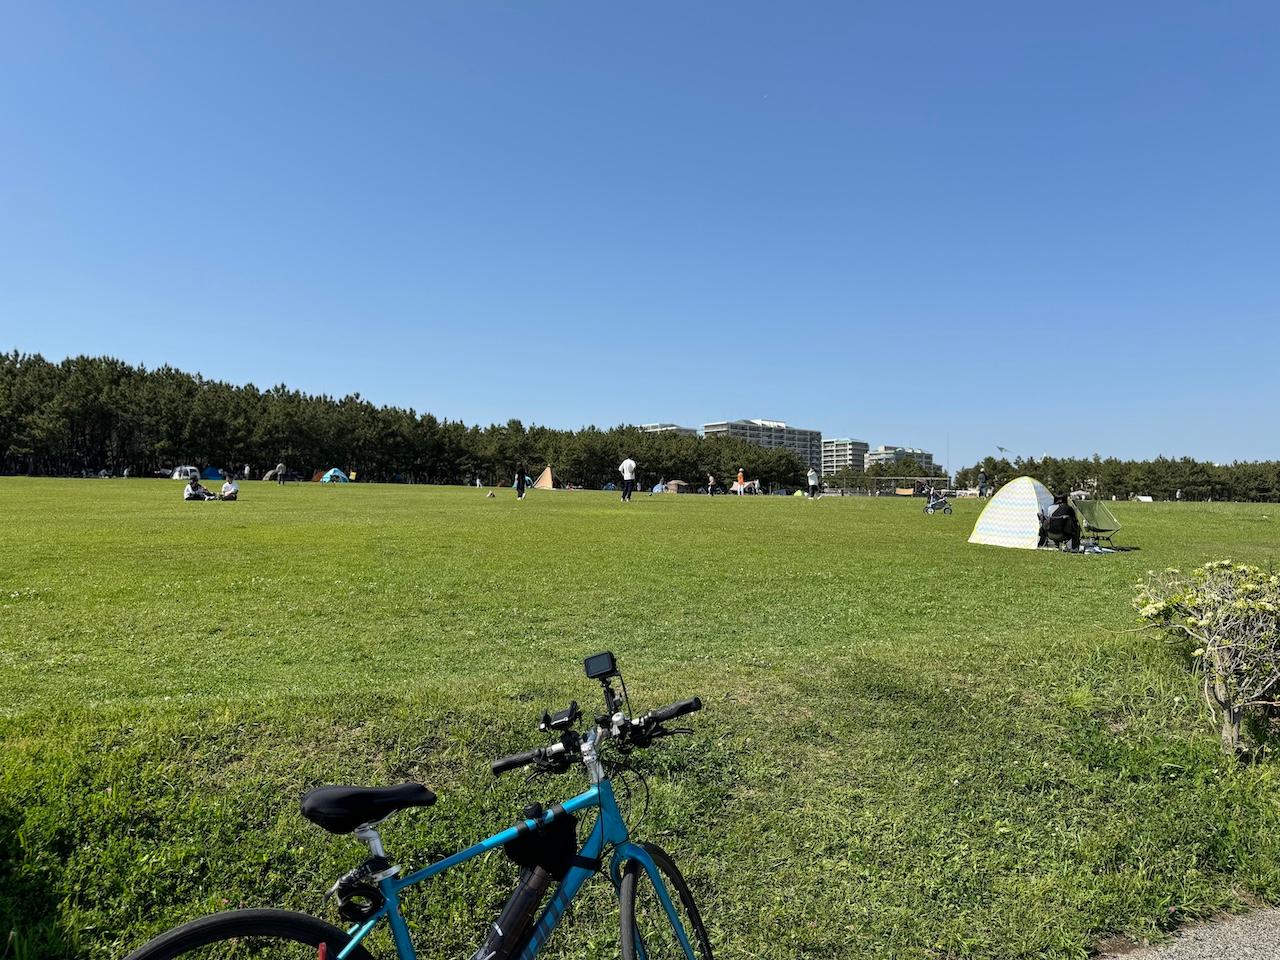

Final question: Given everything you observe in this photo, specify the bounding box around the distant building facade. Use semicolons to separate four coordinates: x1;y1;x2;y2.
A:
640;423;698;436
821;438;869;476
702;418;822;469
866;445;935;472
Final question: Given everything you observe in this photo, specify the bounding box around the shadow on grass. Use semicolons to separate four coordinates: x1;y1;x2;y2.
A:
0;803;72;960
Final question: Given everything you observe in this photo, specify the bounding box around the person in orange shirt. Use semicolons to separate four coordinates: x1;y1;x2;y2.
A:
736;467;745;495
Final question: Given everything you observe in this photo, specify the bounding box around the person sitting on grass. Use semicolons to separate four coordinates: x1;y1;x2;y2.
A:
184;479;217;501
219;477;239;501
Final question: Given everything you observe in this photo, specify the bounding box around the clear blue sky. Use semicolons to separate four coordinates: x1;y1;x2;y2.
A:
3;2;1277;470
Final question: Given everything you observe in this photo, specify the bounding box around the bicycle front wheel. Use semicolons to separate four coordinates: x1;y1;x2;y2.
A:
619;844;713;960
123;908;375;960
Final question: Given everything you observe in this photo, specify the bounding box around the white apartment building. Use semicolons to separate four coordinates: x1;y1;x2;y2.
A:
821;438;870;476
640;423;698;436
702;418;822;469
865;445;935;471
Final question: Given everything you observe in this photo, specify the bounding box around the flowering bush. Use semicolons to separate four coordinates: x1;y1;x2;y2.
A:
1135;560;1280;755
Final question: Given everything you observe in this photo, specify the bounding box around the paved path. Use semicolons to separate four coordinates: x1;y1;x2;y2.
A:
1104;910;1280;959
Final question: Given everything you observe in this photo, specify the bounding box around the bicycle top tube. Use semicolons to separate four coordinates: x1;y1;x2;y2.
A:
390;783;607;892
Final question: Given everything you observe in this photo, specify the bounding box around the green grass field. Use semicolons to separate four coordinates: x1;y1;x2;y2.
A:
3;478;1279;959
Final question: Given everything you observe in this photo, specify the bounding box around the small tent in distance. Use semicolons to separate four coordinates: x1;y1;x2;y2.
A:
665;480;689;493
201;466;225;481
533;466;556;490
968;476;1054;550
320;468;350;483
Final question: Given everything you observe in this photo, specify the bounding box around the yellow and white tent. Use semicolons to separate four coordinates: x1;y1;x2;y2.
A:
968;476;1054;550
533;466;556;490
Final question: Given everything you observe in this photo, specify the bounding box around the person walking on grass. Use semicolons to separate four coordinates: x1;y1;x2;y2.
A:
736;467;745;495
275;461;287;485
618;455;637;501
807;466;820;499
515;462;527;500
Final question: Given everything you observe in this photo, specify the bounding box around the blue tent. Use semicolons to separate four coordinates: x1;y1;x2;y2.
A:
201;466;225;480
651;483;664;494
320;468;350;483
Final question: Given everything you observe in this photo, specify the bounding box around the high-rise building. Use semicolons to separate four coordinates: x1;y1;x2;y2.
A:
821;438;869;476
865;445;935;472
640;423;698;436
702;419;822;469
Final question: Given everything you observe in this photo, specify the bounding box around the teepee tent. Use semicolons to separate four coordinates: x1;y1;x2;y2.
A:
968;476;1054;549
533;466;555;490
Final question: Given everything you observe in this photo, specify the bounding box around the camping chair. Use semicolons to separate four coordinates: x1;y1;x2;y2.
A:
1070;497;1121;547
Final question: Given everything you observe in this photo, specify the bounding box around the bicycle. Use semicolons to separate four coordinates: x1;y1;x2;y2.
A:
125;651;712;960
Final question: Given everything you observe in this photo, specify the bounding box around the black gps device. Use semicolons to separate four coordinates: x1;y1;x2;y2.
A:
583;651;618;680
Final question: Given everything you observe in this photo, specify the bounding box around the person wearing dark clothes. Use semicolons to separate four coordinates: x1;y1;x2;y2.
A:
515;463;527;500
1039;494;1081;551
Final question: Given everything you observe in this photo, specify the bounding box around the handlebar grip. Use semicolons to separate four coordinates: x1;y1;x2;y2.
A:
492;748;542;776
649;696;703;724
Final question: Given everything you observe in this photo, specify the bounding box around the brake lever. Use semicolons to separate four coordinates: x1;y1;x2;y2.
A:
534;756;571;775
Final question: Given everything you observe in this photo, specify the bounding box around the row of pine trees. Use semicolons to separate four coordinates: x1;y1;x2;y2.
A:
0;352;808;489
3;352;1277;500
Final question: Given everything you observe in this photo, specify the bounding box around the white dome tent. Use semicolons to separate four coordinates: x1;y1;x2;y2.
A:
968;476;1055;550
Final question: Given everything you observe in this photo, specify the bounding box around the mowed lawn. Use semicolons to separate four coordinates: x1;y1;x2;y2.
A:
3;478;1280;959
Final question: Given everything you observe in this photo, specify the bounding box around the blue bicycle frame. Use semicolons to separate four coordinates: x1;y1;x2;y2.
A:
336;776;695;960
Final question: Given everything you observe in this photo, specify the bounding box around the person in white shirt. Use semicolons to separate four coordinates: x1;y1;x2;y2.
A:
220;478;239;501
807;467;820;499
184;480;216;501
618;457;637;502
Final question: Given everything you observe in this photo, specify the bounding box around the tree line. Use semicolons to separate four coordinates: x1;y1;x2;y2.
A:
955;454;1280;503
5;352;1277;500
0;352;808;489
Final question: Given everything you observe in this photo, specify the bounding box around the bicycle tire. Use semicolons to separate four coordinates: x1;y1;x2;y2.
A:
122;907;376;960
619;843;713;960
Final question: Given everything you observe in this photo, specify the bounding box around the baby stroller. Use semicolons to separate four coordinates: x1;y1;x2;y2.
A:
923;489;952;515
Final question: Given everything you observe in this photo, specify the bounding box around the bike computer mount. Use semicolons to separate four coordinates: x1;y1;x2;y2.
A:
539;701;582;732
583;651;627;724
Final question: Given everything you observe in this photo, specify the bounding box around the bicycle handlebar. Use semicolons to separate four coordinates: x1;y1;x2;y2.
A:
643;697;703;725
492;746;551;776
491;694;703;776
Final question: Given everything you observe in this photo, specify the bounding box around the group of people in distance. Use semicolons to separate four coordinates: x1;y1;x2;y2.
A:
183;476;239;501
182;460;293;501
506;457;828;501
